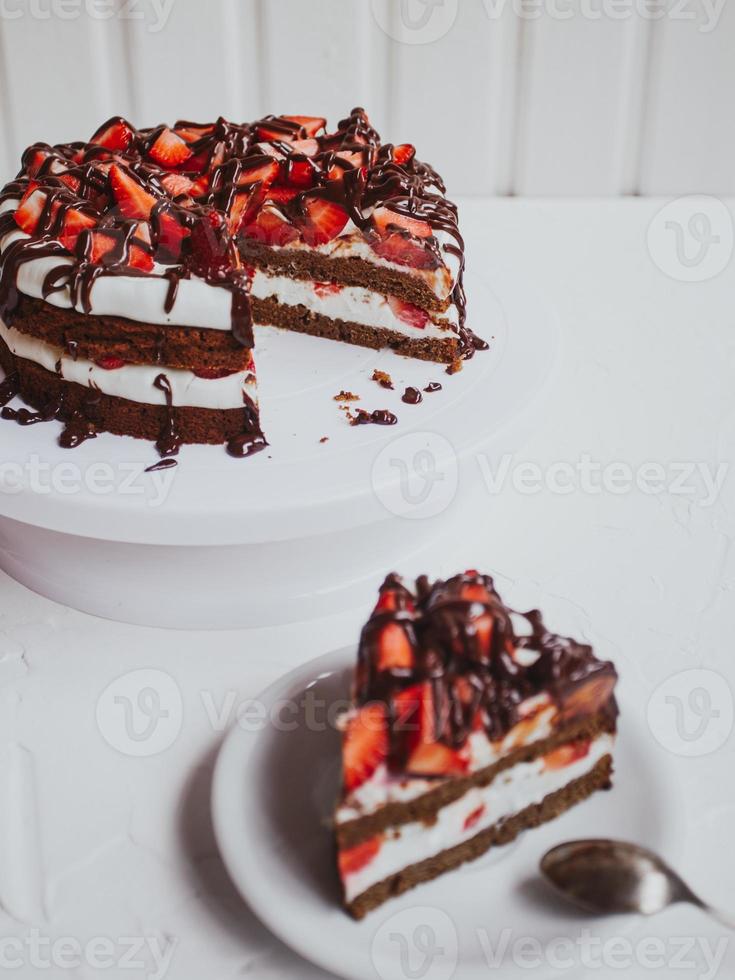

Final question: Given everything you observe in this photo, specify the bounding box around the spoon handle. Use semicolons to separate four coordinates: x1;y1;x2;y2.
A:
703;905;735;932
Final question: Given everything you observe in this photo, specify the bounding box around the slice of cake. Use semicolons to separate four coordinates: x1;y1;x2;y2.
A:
334;571;618;919
0;109;484;458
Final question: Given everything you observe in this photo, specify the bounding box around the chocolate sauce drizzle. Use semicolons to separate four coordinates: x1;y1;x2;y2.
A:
424;381;442;393
356;571;618;769
351;408;398;427
402;386;422;405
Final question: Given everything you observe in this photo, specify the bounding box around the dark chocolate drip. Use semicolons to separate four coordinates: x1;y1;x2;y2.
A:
0;371;19;406
402;386;422;405
153;373;181;458
351;408;398;426
225;393;268;458
355;571;618;771
424;381;442;393
145;458;178;473
1;386;97;447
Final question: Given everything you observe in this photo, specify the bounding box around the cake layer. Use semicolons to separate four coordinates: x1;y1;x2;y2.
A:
0;321;255;410
335;704;615;847
344;751;614;920
0;339;262;450
7;293;251;372
252;297;458;364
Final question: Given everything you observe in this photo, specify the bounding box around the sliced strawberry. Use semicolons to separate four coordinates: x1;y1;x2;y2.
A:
149;128;193;168
387;297;429;330
95;355;127;370
392;143;416;166
161;172;197;197
91;117;135;152
313;281;341;298
236;157;279;188
463;805;485;832
282;115;326;137
255;142;287;160
228;184;267;235
407;741;467;777
188;211;232;277
58;208;97;251
57;171;81;193
372;206;432;239
473;612;494;659
376;622;414;673
336;149;369;168
26;148;50;177
371;232;437;270
338;835;383;878
393;682;434;746
14;185;47;235
282;157;317;189
154;208;189;262
109;164;158;219
256;124;291;142
342;703;388;792
241;205;299;247
560;672;617;721
267;186;300;205
543;740;591;772
290;138;320;157
193;366;237;380
88;230;153;272
461;581;491;602
298;196;349;246
175;123;215;142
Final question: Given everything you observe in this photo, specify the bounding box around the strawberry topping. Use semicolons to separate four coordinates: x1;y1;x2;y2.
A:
149;128;193;168
343;703;388;792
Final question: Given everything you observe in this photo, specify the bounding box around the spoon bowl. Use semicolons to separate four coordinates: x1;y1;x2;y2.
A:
540;839;734;930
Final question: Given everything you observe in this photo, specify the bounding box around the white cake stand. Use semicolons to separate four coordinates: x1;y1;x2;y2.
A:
0;265;559;627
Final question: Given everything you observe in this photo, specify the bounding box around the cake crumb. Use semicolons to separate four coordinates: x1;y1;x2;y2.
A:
446;358;463;376
334;390;360;402
371;369;394;390
319;436;329;443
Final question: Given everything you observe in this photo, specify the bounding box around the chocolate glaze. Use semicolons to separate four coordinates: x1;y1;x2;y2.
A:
356;571;618;769
402;386;422;405
0;371;19;406
145;457;178;473
351;408;398;426
153;373;181;457
424;381;442;393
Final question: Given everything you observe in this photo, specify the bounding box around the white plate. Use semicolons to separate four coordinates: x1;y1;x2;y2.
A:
0;266;559;545
212;648;685;980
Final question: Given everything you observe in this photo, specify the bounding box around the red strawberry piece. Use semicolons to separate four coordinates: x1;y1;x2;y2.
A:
393;682;434;746
154;208;189;262
174;123;215;142
188;211;232;277
283;157;317;189
461;582;491;602
161;173;198;198
313;281;341;298
463;805;485;832
58;208;97;251
282;115;326;137
336;149;369;168
241;206;299;247
267;186;300;205
473;612;494;659
149;127;193;168
91;117;135;152
289;138;320;157
88;230;153;272
298;196;349;246
14;185;47;235
237;157;279;188
26;148;50;177
255;142;287;160
228;184;267;235
256;124;291;141
560;672;617;721
543;740;591;772
57;171;81;193
387;297;429;330
371;232;437;270
343;703;388;792
193;366;237;380
109;164;158;219
372;206;432;240
338;835;383;878
376;622;414;673
95;355;127;370
407;740;467;777
392;143;416;166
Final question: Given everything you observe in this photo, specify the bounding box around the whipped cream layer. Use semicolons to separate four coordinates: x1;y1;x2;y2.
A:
341;733;614;903
251;270;457;338
0;320;256;411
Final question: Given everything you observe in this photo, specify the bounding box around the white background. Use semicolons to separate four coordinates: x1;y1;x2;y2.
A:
0;0;733;195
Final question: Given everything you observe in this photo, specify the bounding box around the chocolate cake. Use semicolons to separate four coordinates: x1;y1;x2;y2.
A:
334;570;619;919
0;110;485;459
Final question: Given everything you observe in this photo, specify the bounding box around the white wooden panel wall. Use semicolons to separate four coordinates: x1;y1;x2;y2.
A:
0;0;733;196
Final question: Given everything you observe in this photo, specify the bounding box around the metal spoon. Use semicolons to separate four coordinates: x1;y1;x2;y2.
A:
540;839;735;931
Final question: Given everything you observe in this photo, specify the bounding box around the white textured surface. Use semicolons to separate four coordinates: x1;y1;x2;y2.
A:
0;201;733;978
0;1;734;194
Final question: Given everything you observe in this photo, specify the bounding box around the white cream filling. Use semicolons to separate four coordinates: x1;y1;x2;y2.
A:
336;696;558;824
251;270;456;337
0;319;256;410
342;733;615;903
